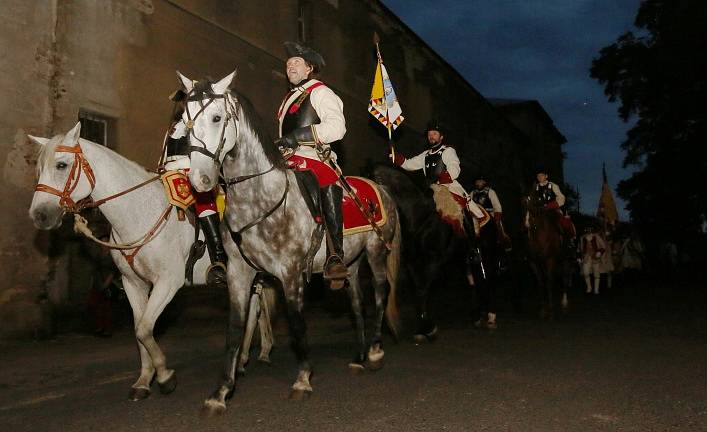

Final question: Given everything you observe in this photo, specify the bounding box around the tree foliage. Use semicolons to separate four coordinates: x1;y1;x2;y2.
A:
590;0;707;241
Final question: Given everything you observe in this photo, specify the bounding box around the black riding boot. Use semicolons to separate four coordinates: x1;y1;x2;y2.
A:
321;184;349;288
200;213;228;289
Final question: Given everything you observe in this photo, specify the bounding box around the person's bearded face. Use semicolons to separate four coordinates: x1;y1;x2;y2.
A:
427;130;443;147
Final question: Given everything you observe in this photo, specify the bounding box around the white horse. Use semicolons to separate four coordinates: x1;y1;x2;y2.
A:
28;122;275;401
175;71;402;411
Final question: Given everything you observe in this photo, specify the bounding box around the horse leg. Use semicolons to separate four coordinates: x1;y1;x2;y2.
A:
413;261;440;343
366;245;389;371
545;260;556;319
284;277;312;400
345;258;367;372
132;279;181;396
528;261;547;319
203;266;256;415
121;276;153;401
257;284;277;364
237;287;262;374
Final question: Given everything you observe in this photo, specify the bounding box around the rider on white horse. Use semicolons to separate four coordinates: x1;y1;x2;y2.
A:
392;120;485;236
274;41;348;284
162;90;227;289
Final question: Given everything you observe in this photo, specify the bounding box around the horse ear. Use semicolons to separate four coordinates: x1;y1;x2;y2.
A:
65;121;82;144
28;135;49;147
176;71;194;93
212;70;237;95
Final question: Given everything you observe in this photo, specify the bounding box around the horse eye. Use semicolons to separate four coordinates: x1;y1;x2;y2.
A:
56;161;68;170
213;115;222;123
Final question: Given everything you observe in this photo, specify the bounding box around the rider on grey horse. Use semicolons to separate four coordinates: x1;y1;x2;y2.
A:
274;41;349;284
161;91;227;289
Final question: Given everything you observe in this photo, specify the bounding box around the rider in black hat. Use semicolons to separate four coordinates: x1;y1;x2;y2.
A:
274;41;349;287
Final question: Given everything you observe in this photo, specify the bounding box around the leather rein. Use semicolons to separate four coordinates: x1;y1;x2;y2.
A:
35;143;169;260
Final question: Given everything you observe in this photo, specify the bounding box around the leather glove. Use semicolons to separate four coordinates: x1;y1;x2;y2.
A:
275;132;299;150
390;153;406;166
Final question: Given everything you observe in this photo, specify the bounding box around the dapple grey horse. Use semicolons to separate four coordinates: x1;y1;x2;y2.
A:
175;71;401;411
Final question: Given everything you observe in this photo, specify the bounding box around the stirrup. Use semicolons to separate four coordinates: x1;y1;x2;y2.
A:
205;262;227;286
323;256;348;290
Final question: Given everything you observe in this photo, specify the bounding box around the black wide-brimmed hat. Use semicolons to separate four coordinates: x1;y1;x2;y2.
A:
425;119;447;135
474;174;488;182
535;165;549;175
284;41;326;69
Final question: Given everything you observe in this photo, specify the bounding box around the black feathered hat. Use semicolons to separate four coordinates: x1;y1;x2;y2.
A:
284;41;326;69
535;165;549;175
425;119;447;135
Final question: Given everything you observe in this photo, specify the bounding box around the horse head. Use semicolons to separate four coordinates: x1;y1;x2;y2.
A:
174;70;239;192
29;122;95;229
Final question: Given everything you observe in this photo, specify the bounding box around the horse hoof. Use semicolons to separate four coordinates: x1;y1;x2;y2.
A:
257;356;272;365
348;362;365;374
365;358;384;371
289;389;312;401
128;387;151;401
158;371;177;395
237;366;247;376
201;399;227;417
413;331;437;344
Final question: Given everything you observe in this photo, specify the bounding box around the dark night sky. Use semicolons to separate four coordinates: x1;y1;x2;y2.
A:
381;0;642;218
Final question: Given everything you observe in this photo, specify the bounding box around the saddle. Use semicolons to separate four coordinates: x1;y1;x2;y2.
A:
293;171;388;236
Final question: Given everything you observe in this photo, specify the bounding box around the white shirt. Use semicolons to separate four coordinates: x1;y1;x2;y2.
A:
277;79;346;161
471;187;503;214
537;181;566;207
400;145;468;198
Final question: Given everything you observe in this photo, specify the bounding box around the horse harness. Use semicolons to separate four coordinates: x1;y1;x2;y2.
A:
178;84;294;272
181;85;241;165
35;142;171;270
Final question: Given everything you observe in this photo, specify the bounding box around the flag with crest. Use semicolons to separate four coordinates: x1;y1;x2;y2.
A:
368;61;404;130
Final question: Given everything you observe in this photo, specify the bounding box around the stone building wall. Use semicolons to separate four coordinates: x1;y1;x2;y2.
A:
0;0;565;337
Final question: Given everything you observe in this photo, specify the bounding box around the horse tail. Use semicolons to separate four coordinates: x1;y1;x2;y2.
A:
385;214;402;341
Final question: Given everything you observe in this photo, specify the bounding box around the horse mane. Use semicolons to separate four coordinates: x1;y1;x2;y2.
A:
187;77;282;169
372;163;438;226
231;90;283;169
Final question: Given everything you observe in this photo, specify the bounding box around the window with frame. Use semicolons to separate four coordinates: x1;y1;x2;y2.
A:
78;111;115;148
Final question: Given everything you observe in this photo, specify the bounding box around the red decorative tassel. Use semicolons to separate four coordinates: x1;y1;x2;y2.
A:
288;103;301;114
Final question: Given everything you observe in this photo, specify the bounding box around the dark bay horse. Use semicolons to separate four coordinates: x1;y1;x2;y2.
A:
372;165;495;339
523;193;571;317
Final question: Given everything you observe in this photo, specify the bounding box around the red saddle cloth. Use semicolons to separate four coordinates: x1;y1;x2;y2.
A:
341;176;388;236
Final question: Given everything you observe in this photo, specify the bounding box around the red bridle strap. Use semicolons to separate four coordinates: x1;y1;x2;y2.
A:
35;144;96;213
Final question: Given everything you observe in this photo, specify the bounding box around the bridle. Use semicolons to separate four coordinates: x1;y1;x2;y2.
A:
35;143;160;214
181;88;240;164
35;144;97;213
35;141;167;267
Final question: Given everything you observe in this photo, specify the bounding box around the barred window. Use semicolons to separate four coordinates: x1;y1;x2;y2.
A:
78;110;115;148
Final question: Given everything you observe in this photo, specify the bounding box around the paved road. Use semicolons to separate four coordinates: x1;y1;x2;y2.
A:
1;278;705;431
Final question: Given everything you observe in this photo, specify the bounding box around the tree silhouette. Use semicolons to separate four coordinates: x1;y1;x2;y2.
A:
590;0;707;243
